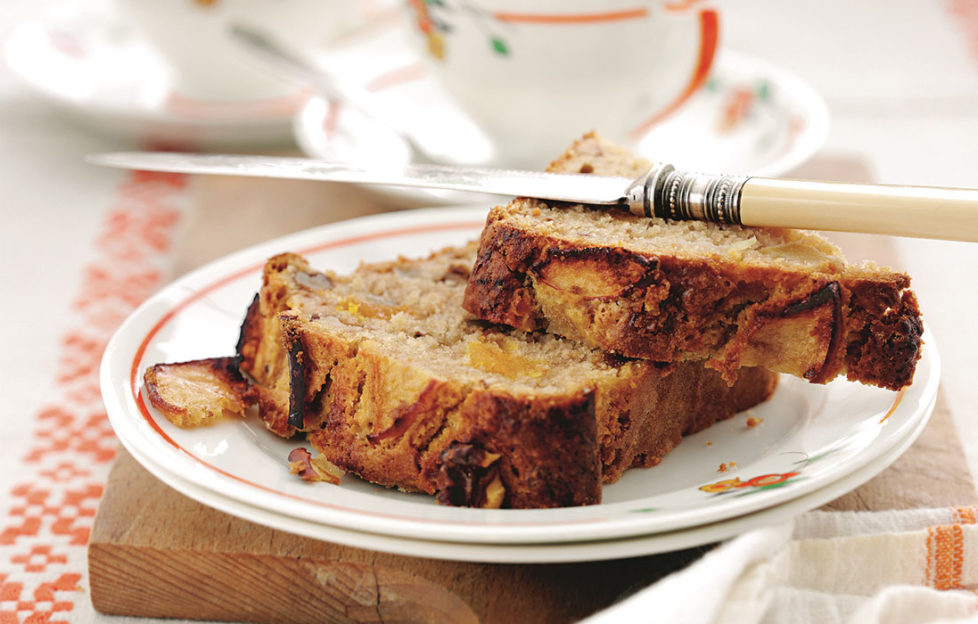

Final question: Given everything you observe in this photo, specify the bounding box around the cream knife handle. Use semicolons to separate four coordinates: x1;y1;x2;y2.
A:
741;178;978;241
627;165;978;241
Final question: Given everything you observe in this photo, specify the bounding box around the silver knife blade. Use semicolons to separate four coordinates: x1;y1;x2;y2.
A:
86;152;634;206
86;151;978;241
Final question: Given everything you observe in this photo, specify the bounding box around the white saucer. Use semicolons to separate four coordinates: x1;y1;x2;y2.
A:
3;7;309;148
635;51;830;176
294;21;829;205
101;206;939;559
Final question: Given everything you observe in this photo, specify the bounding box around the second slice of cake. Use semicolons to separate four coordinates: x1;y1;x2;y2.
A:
462;132;923;390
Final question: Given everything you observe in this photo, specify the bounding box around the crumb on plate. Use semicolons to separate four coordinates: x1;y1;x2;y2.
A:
288;447;344;484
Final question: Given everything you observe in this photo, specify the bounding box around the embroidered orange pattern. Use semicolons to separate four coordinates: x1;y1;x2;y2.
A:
953;506;977;525
923;506;978;594
927;524;965;590
0;170;186;621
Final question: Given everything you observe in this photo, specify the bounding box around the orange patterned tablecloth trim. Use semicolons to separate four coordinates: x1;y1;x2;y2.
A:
927;506;978;593
0;170;188;623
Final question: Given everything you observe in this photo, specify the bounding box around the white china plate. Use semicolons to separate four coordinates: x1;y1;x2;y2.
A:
294;36;829;205
3;7;308;147
122;409;929;563
101;206;939;547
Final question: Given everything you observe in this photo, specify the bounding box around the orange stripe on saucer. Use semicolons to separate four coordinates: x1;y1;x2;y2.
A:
365;62;428;93
879;387;906;423
166;89;311;120
664;0;706;12
493;8;648;24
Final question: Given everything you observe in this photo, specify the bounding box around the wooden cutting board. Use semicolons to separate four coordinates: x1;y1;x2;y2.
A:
88;397;975;624
89;166;977;623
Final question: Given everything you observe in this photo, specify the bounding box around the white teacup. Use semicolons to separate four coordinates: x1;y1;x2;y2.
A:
405;0;720;167
115;0;378;102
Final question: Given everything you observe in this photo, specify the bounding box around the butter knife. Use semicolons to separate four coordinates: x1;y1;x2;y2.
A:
87;152;978;242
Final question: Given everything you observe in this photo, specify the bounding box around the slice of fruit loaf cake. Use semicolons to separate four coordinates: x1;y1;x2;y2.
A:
234;243;777;508
462;132;922;390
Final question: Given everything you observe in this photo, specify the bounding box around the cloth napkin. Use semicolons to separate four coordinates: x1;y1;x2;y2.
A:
584;507;978;624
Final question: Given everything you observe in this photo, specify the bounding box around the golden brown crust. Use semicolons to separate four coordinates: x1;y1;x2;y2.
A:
593;362;778;483
239;249;777;508
465;217;921;390
843;279;923;388
143;357;255;428
284;315;604;507
236;253;331;438
283;314;603;507
462;135;922;391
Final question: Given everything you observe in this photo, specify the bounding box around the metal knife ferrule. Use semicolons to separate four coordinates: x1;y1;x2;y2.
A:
627;166;751;225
